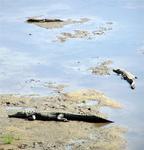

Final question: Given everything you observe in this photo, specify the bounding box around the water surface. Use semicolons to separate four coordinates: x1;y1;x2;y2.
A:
0;0;144;149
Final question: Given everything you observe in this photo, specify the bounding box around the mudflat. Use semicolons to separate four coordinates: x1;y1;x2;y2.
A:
0;88;126;150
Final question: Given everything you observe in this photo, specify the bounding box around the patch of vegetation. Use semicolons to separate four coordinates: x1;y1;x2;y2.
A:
1;134;14;144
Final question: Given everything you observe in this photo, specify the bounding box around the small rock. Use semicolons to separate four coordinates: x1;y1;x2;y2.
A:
18;144;28;149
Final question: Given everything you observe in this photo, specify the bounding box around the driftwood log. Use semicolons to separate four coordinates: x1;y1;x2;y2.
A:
8;111;113;123
113;68;137;89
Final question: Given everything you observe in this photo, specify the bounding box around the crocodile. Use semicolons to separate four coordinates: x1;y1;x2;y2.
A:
8;110;113;123
113;68;137;89
27;18;63;23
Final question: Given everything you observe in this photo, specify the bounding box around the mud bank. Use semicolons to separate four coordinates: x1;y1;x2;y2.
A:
27;17;90;29
55;22;113;42
26;17;113;42
89;60;113;76
0;88;126;150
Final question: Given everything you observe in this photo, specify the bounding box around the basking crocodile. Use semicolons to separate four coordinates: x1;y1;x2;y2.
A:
113;68;137;89
27;18;63;23
8;109;113;123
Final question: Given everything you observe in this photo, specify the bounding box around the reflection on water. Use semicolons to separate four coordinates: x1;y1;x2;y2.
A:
0;0;144;149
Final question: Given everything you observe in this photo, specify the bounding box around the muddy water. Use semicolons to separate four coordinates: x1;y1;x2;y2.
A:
0;0;144;149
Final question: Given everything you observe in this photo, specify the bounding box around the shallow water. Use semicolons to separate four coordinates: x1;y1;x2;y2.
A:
0;0;144;149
